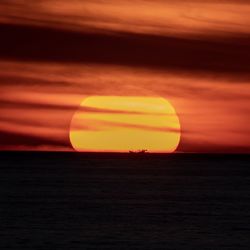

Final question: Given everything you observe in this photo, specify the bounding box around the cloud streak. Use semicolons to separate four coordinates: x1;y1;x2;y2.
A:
72;118;180;133
1;0;250;36
1;23;250;78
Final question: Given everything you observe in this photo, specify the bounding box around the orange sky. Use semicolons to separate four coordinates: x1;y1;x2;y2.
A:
0;0;250;153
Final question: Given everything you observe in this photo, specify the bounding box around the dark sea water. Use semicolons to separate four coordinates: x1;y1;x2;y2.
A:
0;152;250;249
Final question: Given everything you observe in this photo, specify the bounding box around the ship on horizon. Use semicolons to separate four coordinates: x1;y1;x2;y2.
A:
129;149;148;154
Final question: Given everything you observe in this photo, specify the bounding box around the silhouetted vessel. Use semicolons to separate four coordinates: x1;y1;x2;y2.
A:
129;149;148;154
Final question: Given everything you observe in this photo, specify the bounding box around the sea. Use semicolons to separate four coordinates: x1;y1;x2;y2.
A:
0;152;250;249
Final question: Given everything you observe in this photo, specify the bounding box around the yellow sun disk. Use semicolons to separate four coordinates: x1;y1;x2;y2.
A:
70;96;180;153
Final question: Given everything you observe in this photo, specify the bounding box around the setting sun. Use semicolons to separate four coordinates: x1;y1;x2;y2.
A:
70;96;180;153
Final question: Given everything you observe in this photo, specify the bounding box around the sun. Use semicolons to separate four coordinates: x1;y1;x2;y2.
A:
70;96;181;153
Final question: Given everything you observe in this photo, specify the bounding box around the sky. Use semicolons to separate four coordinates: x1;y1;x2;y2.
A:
0;0;250;153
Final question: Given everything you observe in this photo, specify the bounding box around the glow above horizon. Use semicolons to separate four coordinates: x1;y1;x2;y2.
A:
70;96;180;153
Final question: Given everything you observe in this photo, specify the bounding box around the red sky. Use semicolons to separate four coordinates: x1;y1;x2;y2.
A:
0;0;250;153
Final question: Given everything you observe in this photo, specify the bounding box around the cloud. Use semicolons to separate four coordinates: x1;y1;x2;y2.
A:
0;60;249;152
0;130;70;148
1;23;250;79
72;118;180;133
1;0;250;36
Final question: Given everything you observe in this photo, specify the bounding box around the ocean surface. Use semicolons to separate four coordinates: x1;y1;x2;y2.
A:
0;152;250;249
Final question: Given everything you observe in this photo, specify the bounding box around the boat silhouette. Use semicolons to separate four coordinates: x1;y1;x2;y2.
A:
129;149;148;154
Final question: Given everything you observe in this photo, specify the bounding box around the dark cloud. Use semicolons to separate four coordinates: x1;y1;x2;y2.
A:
0;131;70;147
0;99;176;116
72;119;180;133
0;74;71;87
1;23;250;78
178;140;250;154
0;100;77;111
77;106;176;116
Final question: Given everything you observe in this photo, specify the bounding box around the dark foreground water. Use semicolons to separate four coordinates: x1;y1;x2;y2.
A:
0;152;250;249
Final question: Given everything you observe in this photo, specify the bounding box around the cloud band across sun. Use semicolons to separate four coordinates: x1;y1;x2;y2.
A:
70;96;180;153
